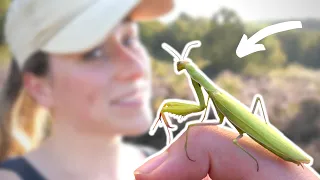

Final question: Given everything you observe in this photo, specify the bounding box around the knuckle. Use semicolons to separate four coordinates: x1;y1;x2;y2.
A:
188;125;207;141
184;124;215;151
188;124;218;141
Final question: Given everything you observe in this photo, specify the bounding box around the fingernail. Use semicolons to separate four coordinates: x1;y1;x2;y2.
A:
134;151;168;175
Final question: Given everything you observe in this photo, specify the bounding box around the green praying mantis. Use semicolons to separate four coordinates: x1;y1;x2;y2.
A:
148;40;313;172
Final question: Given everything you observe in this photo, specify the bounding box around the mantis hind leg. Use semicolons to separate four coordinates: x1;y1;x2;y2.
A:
233;134;260;172
229;95;268;171
250;95;268;124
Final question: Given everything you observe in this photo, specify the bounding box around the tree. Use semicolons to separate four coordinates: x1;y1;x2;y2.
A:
302;36;320;68
139;20;166;55
147;13;210;62
201;8;246;77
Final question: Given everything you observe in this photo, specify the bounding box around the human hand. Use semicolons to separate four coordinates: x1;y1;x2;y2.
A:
134;125;320;180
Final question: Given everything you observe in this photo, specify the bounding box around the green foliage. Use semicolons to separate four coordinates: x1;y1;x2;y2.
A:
242;35;287;77
0;0;10;65
200;8;246;76
0;44;10;66
0;0;10;44
139;20;166;56
275;25;320;68
140;13;211;62
0;0;10;14
0;15;4;44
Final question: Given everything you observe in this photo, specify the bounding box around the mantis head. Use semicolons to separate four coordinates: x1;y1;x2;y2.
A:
161;40;201;72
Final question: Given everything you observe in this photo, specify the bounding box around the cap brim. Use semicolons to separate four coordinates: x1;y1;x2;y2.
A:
41;0;139;54
130;0;174;21
41;0;173;54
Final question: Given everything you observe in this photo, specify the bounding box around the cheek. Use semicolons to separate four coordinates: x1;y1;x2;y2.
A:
51;65;113;119
142;48;152;77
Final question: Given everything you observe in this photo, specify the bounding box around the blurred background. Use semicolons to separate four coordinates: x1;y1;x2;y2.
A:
1;0;320;173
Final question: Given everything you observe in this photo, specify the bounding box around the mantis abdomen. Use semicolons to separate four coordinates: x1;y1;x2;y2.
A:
209;90;311;164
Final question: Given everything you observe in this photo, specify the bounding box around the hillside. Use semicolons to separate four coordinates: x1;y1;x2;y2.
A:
247;18;320;31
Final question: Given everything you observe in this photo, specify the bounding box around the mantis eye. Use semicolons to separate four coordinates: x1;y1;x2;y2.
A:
176;61;184;71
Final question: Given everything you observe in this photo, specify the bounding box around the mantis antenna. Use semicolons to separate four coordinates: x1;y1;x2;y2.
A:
161;40;202;62
181;40;201;60
161;43;182;62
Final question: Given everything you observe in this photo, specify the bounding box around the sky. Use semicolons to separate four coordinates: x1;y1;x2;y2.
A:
159;0;320;23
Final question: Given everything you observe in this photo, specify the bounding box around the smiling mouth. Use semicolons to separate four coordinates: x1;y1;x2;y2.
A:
110;89;147;105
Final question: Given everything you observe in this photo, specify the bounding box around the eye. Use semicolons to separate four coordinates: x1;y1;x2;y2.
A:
82;46;104;60
122;34;138;47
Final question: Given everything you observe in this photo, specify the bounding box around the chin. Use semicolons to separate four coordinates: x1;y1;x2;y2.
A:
93;101;154;135
113;111;153;136
122;127;150;137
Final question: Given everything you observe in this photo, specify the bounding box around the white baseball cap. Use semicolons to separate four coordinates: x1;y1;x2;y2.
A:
4;0;173;69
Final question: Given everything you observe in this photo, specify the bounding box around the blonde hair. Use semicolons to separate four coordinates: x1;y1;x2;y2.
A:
0;52;50;162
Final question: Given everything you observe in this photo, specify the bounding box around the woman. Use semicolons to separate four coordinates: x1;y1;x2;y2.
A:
1;0;319;180
0;0;173;179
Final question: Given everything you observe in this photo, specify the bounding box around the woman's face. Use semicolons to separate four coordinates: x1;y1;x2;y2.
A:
46;21;153;136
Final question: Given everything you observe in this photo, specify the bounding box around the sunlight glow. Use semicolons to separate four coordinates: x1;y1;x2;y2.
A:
159;0;320;23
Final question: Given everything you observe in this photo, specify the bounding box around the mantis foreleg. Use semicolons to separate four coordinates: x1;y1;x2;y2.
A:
151;79;208;144
199;95;210;123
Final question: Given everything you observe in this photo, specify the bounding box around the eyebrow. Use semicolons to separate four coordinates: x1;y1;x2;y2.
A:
80;16;134;57
123;15;133;23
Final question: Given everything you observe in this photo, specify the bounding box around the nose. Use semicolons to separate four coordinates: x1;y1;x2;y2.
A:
114;45;146;81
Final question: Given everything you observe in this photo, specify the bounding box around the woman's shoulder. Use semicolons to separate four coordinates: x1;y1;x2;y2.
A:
0;158;22;180
0;156;45;180
0;169;22;180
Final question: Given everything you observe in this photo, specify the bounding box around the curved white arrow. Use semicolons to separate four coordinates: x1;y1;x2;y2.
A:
236;21;302;58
